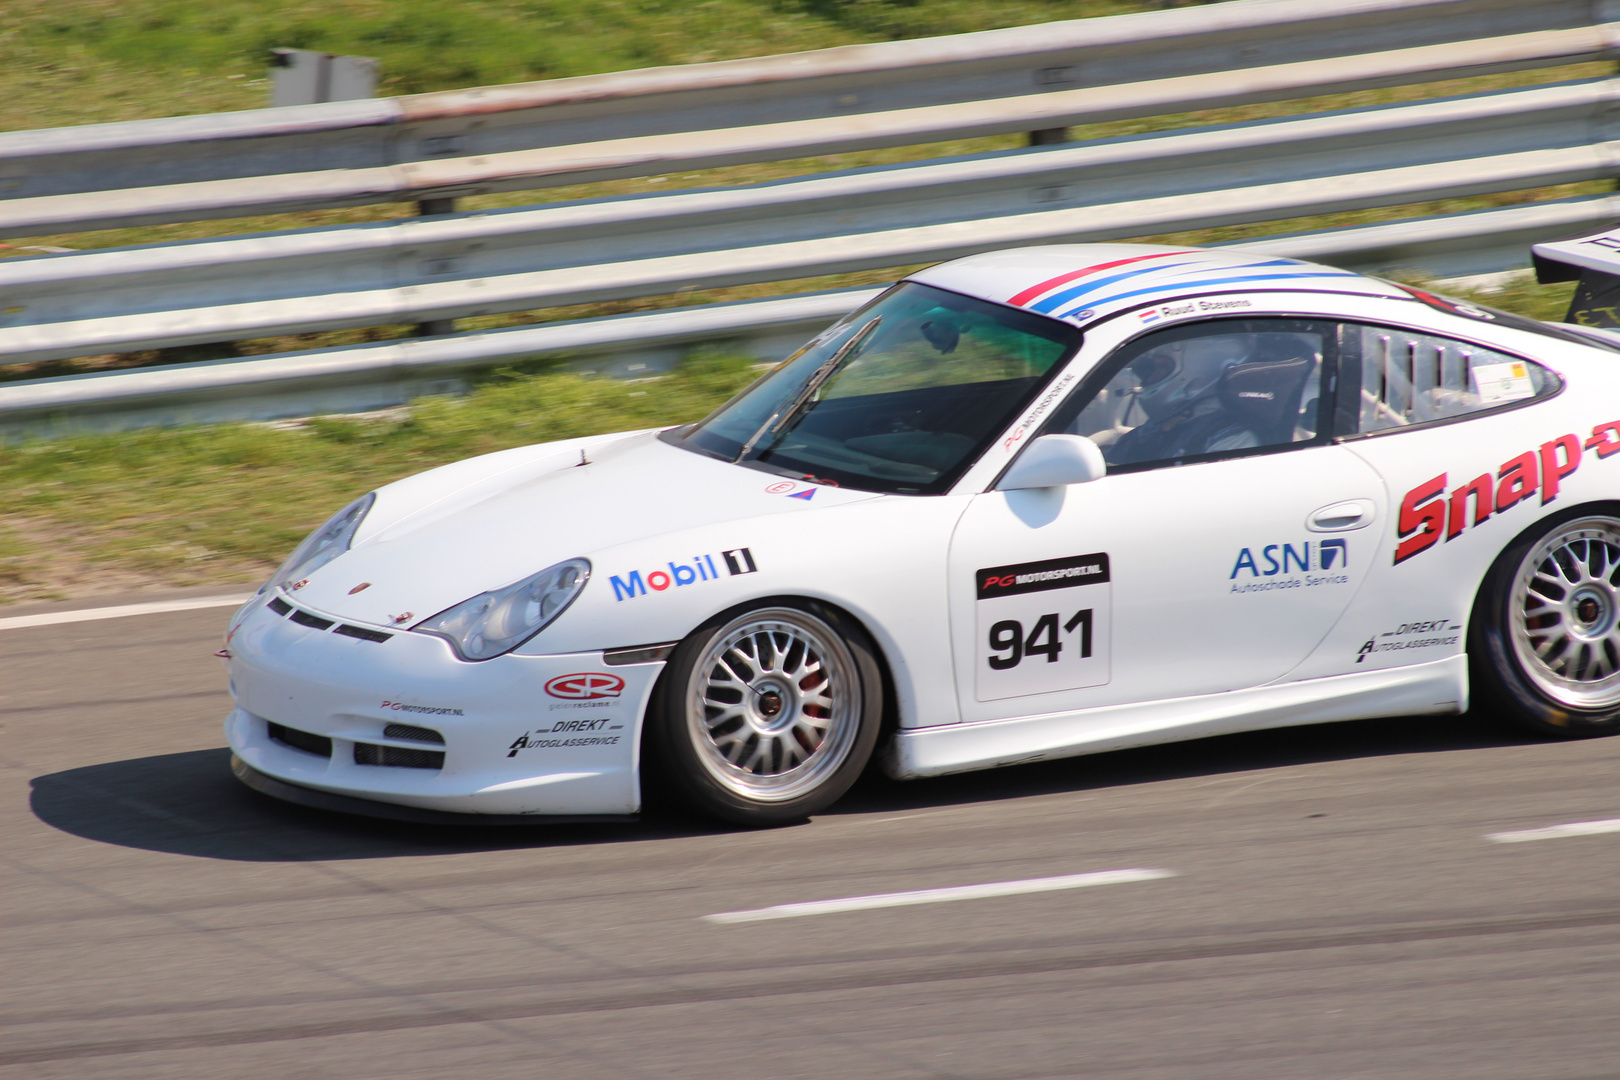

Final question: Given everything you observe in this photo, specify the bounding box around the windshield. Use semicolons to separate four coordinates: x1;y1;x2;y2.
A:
668;282;1082;494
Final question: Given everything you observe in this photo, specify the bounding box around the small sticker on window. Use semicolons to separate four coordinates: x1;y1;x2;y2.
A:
1472;361;1535;404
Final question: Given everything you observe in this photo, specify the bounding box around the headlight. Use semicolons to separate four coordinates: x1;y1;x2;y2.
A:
267;492;375;592
413;558;591;661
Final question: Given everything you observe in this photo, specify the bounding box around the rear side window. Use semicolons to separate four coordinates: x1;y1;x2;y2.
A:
1334;322;1559;437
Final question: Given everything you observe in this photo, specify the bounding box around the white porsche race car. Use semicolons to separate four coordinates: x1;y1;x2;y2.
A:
222;238;1620;825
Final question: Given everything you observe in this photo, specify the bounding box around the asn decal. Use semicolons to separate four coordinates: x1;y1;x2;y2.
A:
610;547;757;601
1355;619;1461;663
974;554;1112;701
1229;539;1348;593
1394;420;1620;564
1001;372;1078;452
507;718;624;756
544;672;624;700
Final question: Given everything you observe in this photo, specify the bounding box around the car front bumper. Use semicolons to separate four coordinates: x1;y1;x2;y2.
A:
222;592;663;817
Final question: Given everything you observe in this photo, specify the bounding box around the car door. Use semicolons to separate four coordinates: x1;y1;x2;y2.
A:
1287;313;1571;677
947;316;1386;724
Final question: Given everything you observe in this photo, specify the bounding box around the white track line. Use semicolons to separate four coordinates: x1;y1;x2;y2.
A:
1487;818;1620;844
0;594;252;632
703;868;1175;924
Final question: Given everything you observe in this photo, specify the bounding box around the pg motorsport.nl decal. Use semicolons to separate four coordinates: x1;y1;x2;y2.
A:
1001;372;1077;453
1394;419;1620;564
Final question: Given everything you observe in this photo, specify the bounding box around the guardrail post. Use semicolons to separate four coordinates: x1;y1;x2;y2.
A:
1028;128;1069;146
269;49;377;107
415;198;458;337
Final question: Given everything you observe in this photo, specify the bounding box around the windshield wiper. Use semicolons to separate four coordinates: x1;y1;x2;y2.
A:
733;315;882;462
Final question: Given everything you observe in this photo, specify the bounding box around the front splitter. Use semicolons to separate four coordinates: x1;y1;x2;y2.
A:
230;755;639;827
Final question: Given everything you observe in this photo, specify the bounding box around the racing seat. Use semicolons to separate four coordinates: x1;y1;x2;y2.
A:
1216;355;1315;447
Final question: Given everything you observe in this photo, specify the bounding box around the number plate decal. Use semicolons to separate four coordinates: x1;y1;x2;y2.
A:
974;553;1111;701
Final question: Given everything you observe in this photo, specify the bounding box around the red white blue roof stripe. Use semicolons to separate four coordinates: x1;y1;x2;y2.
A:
1009;252;1365;320
909;244;1404;324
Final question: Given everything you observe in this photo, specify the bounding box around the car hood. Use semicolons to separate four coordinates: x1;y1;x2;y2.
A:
285;429;880;625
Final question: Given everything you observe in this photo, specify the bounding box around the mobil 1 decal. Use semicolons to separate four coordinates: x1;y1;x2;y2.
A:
974;553;1111;702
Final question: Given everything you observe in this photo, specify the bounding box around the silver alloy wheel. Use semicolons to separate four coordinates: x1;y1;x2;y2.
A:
1510;516;1620;710
685;607;860;803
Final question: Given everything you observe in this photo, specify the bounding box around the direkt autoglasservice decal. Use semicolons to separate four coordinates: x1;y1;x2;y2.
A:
1355;619;1462;663
507;717;625;756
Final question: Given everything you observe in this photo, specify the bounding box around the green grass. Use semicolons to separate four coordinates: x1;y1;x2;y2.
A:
0;0;1168;131
0;352;765;600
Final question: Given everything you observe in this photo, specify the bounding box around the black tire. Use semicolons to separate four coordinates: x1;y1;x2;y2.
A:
642;599;884;826
1470;504;1620;738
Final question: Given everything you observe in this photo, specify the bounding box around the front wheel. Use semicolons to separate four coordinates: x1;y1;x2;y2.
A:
1471;507;1620;737
644;601;883;825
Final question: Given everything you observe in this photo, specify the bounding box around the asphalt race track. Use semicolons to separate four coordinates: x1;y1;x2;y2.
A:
4;594;1619;1079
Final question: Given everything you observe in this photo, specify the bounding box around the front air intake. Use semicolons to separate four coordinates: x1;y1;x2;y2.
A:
383;723;445;744
354;743;444;769
335;623;392;642
267;721;333;758
289;609;335;630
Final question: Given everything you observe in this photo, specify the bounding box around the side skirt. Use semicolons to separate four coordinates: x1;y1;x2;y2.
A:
888;655;1468;779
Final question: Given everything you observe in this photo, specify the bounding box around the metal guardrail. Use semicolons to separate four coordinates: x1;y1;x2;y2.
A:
0;0;1607;234
0;0;1615;437
0;288;888;438
3;78;1616;366
5;195;1614;439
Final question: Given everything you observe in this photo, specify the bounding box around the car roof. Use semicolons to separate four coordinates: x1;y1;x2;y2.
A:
907;244;1411;326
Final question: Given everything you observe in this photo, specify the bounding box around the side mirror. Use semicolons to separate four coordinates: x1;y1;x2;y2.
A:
996;434;1107;490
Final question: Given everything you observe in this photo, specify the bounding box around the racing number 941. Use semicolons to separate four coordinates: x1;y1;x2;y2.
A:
987;610;1094;669
973;553;1111;701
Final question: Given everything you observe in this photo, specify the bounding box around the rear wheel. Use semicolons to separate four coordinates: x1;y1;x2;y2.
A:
644;601;883;825
1471;508;1620;737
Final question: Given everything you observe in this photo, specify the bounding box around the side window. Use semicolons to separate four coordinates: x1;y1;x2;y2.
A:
1334;322;1558;436
1050;318;1329;471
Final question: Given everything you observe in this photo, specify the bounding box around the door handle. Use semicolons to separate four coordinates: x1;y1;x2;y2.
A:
1307;499;1375;532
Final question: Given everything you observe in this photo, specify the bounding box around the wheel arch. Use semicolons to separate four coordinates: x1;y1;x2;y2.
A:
1467;498;1620;735
1467;498;1620;639
637;592;903;772
636;592;898;822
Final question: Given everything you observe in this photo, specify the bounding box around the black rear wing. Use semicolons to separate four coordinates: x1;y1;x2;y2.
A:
1532;227;1620;328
